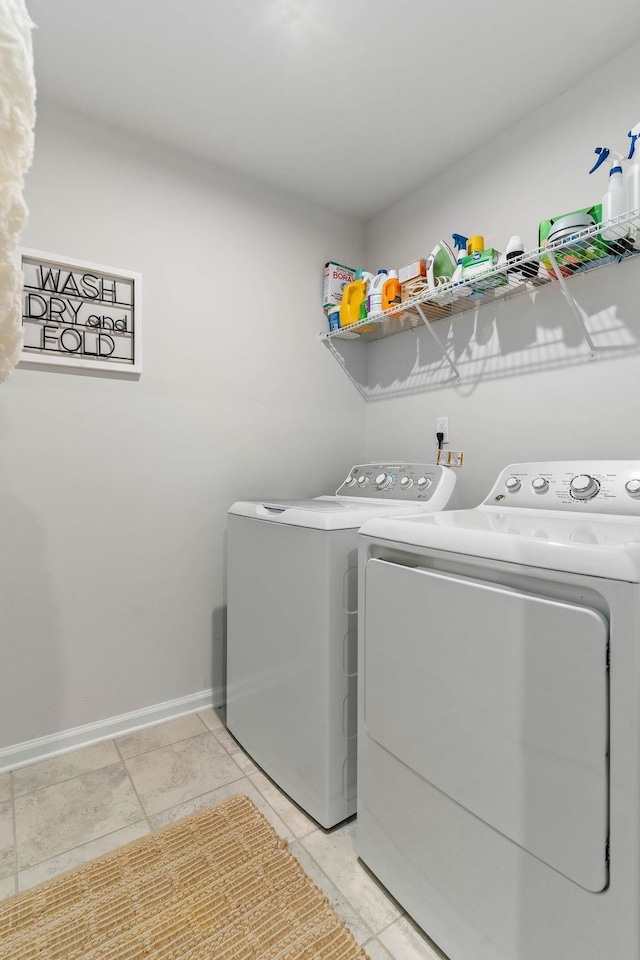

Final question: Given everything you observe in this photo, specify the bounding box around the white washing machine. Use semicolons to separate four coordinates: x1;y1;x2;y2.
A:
225;462;457;828
357;461;640;960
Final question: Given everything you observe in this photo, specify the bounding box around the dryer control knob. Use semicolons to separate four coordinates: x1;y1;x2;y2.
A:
417;477;431;489
344;476;357;487
375;473;393;490
570;474;600;500
505;477;521;492
400;477;413;489
357;475;369;486
625;478;640;497
532;477;549;493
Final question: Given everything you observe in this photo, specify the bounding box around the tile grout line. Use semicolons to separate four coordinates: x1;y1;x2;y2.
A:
294;838;377;943
11;719;309;883
112;739;154;834
16;817;152;887
366;913;403;941
11;752;123;801
216;727;318;839
207;729;300;840
247;771;317;840
7;719;250;888
396;912;449;960
11;740;151;892
210;726;381;916
9;716;211;800
145;774;251;830
8;716;399;948
116;724;249;825
298;831;402;941
113;713;211;763
361;936;393;958
364;912;445;959
147;772;249;825
117;726;212;763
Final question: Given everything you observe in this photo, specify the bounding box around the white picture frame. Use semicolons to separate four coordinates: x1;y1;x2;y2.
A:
16;247;143;375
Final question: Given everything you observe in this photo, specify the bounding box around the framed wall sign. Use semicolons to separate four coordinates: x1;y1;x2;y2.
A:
17;248;142;374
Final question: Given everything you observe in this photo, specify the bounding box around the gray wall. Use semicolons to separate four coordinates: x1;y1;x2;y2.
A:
7;39;640;749
0;101;365;748
363;41;640;506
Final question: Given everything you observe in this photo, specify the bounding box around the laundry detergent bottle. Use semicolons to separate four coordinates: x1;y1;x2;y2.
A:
382;269;401;313
367;270;388;317
340;270;368;327
359;272;376;330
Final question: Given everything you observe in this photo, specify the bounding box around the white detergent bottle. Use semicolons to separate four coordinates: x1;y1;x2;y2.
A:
589;146;628;241
367;269;388;317
627;124;640;214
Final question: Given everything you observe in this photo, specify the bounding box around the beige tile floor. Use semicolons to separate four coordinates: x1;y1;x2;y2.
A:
0;710;446;960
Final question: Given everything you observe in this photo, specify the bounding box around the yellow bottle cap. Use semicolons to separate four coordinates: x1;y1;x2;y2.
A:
468;235;484;254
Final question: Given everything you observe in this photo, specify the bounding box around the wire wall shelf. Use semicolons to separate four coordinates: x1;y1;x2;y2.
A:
322;209;640;381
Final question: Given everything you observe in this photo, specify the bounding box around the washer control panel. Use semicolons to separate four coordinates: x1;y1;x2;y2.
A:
336;463;444;501
484;461;640;516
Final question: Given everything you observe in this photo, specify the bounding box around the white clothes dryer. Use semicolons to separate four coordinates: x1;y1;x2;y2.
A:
357;461;640;960
226;462;457;828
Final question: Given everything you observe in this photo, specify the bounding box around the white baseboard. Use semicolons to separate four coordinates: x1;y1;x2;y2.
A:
0;688;219;773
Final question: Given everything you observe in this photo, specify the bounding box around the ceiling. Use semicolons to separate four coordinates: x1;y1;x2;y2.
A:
26;0;640;220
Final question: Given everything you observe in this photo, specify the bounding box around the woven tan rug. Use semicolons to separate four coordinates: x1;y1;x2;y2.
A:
0;793;370;960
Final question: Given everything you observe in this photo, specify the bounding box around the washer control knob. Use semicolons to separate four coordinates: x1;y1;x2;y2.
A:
505;477;521;493
344;476;356;487
625;478;640;497
417;477;431;489
400;477;413;489
357;475;369;487
570;474;600;500
532;477;549;493
375;472;393;490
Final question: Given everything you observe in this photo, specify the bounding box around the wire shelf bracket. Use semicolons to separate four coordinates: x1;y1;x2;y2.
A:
545;250;597;361
414;303;462;383
323;333;369;400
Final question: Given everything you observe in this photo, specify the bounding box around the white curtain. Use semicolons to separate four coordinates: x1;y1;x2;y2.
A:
0;0;35;384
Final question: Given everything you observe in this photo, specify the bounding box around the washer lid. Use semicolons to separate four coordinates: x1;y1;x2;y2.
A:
360;507;640;581
228;496;442;530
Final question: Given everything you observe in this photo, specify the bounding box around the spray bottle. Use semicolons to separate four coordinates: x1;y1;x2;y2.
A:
452;234;468;264
589;147;628;241
454;235;492;296
451;233;471;297
627;124;640;214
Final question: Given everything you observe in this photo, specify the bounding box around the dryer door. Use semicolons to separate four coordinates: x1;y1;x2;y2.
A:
364;559;609;893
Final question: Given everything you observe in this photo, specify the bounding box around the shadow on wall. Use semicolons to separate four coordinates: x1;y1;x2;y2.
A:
212;524;228;709
211;604;227;709
328;257;640;400
0;492;61;750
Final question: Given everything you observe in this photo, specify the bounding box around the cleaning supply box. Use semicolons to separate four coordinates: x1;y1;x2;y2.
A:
323;262;355;309
399;260;427;284
538;205;608;277
457;236;506;292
